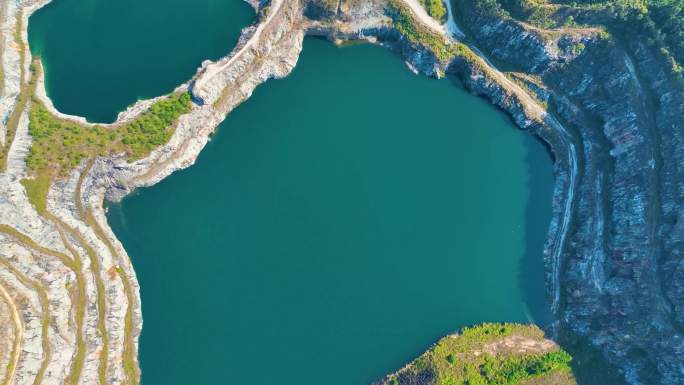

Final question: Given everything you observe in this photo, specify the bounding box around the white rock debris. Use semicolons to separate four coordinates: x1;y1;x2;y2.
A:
0;0;573;384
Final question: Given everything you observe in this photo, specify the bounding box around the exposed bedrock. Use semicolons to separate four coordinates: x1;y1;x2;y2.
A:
0;0;682;384
453;3;684;384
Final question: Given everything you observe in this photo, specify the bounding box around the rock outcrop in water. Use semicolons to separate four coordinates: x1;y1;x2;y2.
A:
0;0;682;384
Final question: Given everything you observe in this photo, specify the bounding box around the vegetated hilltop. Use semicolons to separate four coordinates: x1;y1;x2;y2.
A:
378;324;575;385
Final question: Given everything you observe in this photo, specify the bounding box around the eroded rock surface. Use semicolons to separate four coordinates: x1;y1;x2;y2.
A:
453;2;684;383
0;0;682;384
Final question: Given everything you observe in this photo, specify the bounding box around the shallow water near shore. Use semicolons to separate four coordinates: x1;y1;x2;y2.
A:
29;1;562;383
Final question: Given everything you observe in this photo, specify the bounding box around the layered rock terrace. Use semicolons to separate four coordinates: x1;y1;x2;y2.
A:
0;0;682;384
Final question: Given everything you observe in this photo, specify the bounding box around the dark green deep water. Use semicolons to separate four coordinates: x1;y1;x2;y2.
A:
29;2;560;385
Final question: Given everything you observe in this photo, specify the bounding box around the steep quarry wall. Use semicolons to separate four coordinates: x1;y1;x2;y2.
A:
452;4;684;383
0;0;681;384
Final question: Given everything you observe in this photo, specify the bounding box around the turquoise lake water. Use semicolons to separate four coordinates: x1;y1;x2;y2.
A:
28;0;254;123
106;38;554;385
25;1;588;384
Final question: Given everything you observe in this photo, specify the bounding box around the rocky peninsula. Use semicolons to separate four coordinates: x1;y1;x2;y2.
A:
0;0;682;384
378;324;576;385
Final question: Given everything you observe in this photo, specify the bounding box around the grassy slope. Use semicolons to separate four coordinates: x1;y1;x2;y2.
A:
420;0;448;22
380;323;576;385
387;0;457;61
26;91;192;179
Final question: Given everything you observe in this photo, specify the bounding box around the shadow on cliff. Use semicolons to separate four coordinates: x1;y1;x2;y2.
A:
519;121;629;385
520;134;555;327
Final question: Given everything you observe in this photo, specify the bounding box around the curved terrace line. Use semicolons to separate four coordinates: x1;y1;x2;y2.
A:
0;1;584;384
0;224;87;385
0;258;52;385
0;280;22;385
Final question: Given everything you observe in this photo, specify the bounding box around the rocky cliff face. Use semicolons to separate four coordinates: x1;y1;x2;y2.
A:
377;324;577;385
453;4;684;384
307;1;684;383
0;0;682;385
0;0;305;384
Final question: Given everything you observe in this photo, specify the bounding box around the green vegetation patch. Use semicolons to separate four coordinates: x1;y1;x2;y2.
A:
474;0;511;19
22;59;191;214
384;2;497;76
20;174;51;214
120;92;192;159
421;0;448;22
380;323;576;385
26;91;191;178
387;0;457;61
